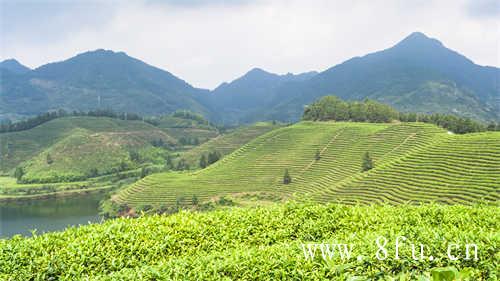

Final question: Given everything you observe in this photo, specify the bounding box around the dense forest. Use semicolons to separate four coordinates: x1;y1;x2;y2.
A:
302;96;499;134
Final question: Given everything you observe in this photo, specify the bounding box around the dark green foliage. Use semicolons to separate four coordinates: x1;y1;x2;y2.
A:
88;168;99;178
303;96;398;123
171;111;207;124
362;152;373;172
199;154;207;168
46;153;53;165
283;169;291;184
14;167;24;181
135;204;153;213
150;138;166;148
175;196;184;209
304;95;493;134
176;159;190;171
179;136;201;146
165;155;174;169
191;194;199;206
129;151;140;163
206;151;221;165
119;161;128;172
315;149;321;161
140;167;148;178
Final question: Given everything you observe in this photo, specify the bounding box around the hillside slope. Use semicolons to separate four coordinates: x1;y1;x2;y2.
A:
0;117;175;180
0;50;209;120
115;121;499;207
208;32;499;123
179;122;282;168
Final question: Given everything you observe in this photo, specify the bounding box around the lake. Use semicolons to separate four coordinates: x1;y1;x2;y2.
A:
0;193;105;238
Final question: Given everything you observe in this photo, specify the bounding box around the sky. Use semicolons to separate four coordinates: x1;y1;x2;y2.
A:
1;0;499;89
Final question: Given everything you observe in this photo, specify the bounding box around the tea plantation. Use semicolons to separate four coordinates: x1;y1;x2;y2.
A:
1;203;497;280
116;122;499;208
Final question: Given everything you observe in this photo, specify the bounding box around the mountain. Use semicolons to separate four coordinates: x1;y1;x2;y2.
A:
0;59;31;74
203;68;318;123
217;32;498;123
0;50;209;120
1;33;498;123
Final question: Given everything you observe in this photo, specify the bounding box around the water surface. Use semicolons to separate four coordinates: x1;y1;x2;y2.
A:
0;193;105;238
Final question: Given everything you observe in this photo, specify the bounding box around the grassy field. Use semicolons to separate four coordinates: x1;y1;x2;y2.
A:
116;122;500;208
1;203;497;280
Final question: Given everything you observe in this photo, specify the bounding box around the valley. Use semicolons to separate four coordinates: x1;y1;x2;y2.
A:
0;23;498;279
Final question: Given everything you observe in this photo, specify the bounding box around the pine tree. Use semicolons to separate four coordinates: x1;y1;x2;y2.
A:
315;149;321;161
362;152;373;172
283;169;292;184
140;167;148;178
46;153;53;165
14;167;24;181
192;194;199;206
165;155;173;169
199;154;207;168
88;167;99;178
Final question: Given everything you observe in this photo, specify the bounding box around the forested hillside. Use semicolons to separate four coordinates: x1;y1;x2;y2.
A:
2;33;498;123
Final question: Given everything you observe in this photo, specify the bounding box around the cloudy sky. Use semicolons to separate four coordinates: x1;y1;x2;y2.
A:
1;0;498;89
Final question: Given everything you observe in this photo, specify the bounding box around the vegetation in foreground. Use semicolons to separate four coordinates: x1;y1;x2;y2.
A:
1;203;497;280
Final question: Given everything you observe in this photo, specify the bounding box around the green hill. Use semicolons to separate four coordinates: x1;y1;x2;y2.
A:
115;122;499;208
1;203;497;279
0;117;176;182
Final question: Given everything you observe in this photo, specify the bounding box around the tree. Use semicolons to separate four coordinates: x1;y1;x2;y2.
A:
88;167;99;178
140;167;148;178
129;150;140;163
14;167;24;181
199;154;207;168
315;149;321;161
165;155;173;169
175;196;184;210
192;194;199;206
176;159;189;170
46;153;53;165
119;161;128;172
283;169;292;184
362;152;373;172
207;151;221;165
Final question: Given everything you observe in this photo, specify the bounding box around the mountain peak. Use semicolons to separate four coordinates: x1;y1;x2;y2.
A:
0;58;31;74
76;49;128;58
395;32;443;49
246;67;274;76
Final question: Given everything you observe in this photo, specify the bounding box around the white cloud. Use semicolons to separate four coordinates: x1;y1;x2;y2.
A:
1;0;498;89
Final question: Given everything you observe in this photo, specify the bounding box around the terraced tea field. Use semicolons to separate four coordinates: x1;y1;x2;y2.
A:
179;122;281;167
316;132;500;204
116;121;499;208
